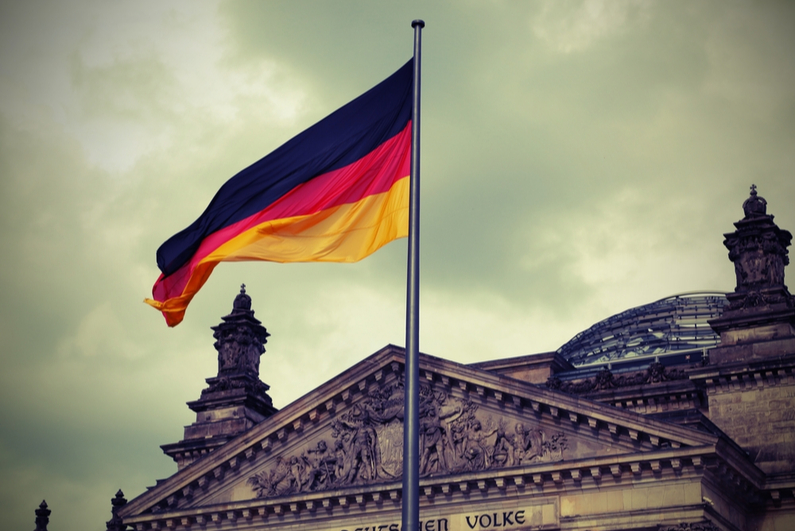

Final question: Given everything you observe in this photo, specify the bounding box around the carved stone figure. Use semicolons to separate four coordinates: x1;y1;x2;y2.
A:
659;521;720;531
249;379;569;498
593;367;616;389
491;420;514;467
510;422;543;464
249;456;296;497
300;440;335;491
460;419;497;470
546;361;688;395
543;431;568;462
418;393;465;475
419;404;447;474
335;404;382;483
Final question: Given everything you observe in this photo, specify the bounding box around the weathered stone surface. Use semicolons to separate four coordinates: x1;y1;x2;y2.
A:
162;285;277;469
709;186;795;354
700;362;795;474
245;377;572;500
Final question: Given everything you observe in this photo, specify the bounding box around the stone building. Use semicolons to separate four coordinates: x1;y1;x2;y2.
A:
115;188;795;531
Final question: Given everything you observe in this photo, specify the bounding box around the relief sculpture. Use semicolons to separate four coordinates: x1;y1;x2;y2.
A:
248;379;567;498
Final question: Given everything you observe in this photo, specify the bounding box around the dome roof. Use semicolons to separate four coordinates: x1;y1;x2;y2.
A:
557;292;728;367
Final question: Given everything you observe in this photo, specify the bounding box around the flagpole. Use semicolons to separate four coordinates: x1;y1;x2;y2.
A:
403;18;424;531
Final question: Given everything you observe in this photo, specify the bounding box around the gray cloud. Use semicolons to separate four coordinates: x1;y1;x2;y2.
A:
1;1;793;529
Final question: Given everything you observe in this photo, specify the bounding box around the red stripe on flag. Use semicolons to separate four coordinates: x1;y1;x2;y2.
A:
151;123;410;305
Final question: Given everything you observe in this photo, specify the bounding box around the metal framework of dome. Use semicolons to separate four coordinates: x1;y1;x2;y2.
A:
557;292;728;367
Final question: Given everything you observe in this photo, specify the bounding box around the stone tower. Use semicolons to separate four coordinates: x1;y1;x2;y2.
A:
701;186;795;475
708;184;795;362
161;285;277;469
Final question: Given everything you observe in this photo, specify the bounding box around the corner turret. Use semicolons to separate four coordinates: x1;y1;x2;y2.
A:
161;285;277;469
708;185;795;362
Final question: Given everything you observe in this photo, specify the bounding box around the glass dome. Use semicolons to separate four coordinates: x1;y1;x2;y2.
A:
557;292;728;367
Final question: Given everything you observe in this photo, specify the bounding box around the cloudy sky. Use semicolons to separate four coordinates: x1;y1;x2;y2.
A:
1;1;794;529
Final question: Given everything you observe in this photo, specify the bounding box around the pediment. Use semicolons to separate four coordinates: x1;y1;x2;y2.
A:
120;345;720;519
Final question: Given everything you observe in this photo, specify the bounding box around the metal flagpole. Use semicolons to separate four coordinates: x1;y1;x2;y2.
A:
402;18;424;531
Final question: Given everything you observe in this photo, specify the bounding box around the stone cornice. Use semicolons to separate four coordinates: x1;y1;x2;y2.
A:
121;444;767;531
468;351;574;375
688;353;795;394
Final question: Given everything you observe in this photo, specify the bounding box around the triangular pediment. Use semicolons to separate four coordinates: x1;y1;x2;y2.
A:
120;345;722;521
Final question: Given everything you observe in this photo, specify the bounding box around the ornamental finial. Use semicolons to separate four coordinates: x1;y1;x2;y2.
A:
742;184;767;219
232;283;252;312
35;500;51;531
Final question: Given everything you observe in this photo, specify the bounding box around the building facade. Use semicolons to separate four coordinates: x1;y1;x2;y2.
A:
114;188;795;531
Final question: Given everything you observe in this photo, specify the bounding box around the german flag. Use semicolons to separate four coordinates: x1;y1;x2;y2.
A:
145;59;413;326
